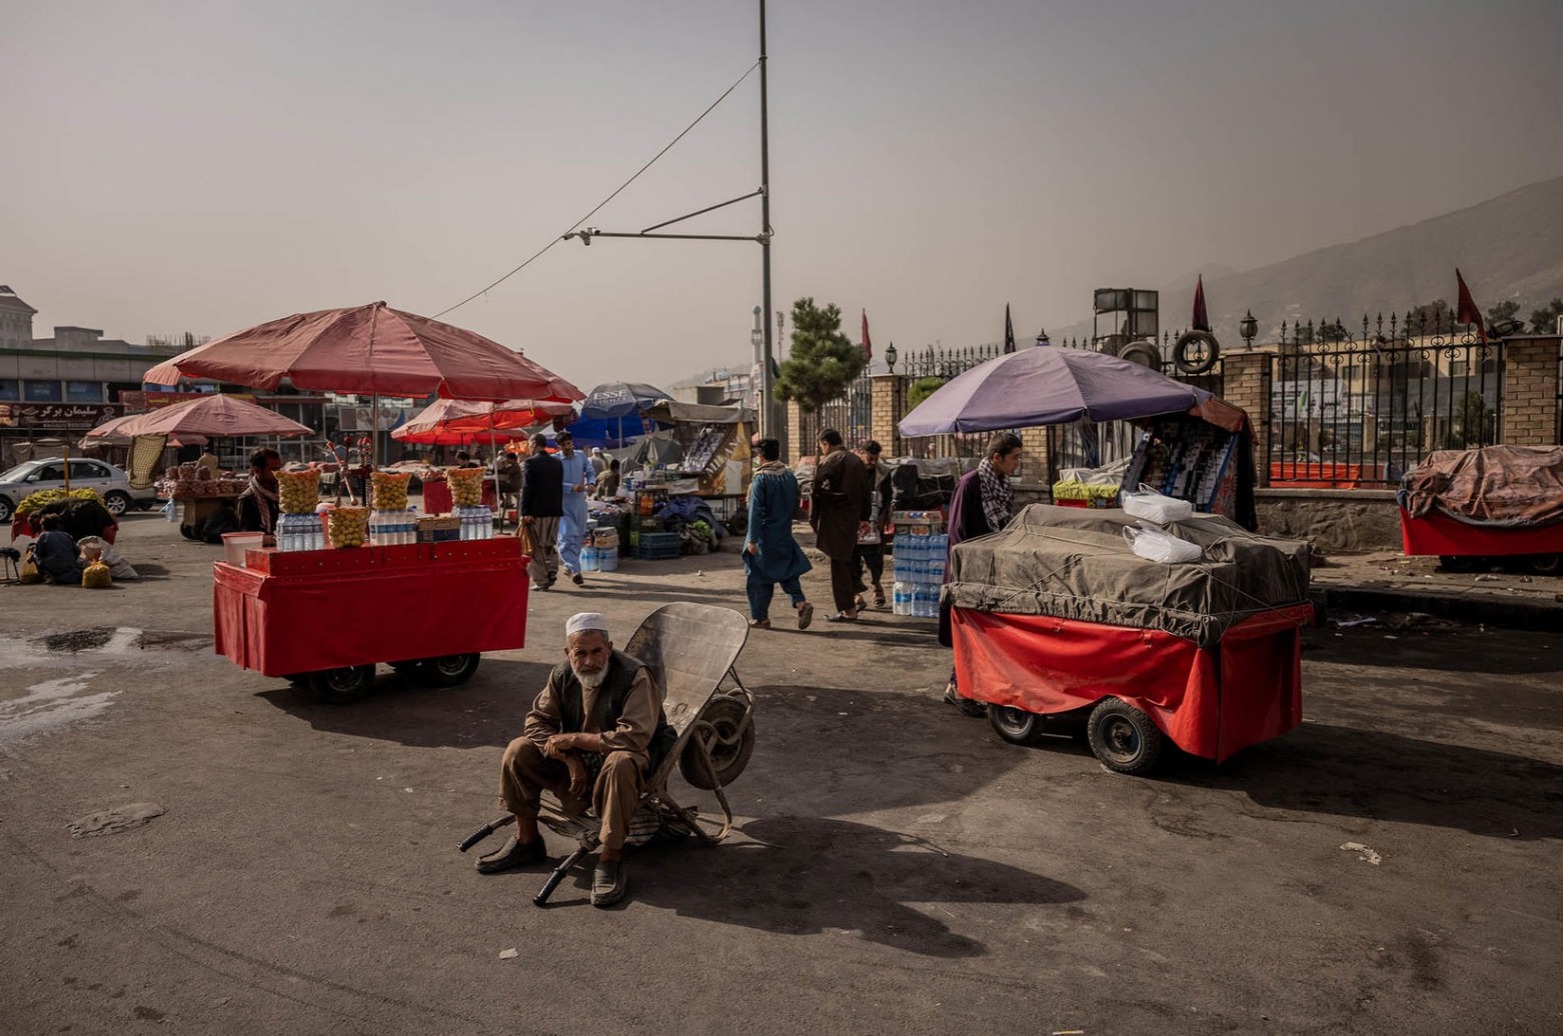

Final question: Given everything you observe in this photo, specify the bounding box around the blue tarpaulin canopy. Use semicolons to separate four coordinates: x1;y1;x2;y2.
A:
568;381;675;447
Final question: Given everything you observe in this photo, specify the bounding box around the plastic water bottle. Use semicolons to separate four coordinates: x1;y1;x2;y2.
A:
893;581;910;616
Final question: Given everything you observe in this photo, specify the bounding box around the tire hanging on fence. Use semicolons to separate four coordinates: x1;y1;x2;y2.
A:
1173;330;1221;375
1117;340;1161;370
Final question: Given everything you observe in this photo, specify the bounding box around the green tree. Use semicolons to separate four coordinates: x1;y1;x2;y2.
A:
773;297;866;413
1444;390;1496;449
1404;299;1452;335
907;377;945;409
1529;297;1563;334
1486;299;1520;325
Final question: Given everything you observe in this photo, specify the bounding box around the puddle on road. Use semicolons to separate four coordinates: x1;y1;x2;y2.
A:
0;627;215;747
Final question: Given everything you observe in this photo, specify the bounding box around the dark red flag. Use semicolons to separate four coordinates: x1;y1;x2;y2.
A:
861;309;872;362
1455;268;1487;343
1191;275;1211;332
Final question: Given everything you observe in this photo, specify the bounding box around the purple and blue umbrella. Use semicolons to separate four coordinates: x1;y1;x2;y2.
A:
899;347;1211;436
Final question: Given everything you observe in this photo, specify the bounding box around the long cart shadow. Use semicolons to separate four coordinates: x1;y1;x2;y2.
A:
1161;721;1563;841
582;815;1085;958
253;657;552;749
1304;626;1563;675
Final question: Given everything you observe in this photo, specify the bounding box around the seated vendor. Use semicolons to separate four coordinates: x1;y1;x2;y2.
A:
478;612;674;909
34;515;87;586
237;448;283;536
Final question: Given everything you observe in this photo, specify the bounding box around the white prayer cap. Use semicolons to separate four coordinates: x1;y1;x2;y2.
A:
565;612;609;638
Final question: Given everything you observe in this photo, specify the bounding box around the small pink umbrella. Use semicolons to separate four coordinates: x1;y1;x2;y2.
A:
141;302;582;403
113;394;314;439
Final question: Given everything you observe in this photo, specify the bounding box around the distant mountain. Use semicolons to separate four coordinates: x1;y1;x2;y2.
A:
1046;175;1563;347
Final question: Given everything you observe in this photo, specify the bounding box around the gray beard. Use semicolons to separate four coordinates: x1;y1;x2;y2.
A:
572;663;607;690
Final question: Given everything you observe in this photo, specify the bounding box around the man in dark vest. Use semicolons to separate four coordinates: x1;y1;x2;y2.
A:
520;433;564;590
478;612;673;908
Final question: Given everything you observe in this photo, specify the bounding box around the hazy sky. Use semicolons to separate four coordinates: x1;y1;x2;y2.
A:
4;0;1561;388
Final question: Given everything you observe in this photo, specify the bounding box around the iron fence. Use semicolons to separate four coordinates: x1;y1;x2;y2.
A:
1268;314;1502;487
898;342;1008;462
794;369;873;454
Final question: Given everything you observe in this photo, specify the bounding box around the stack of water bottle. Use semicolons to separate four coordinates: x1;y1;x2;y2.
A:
276;512;325;552
454;505;494;541
892;527;948;617
369;508;419;546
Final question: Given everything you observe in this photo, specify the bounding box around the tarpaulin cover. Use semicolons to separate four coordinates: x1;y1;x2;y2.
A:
952;604;1310;762
1400;507;1563;557
213;545;527;676
392;397;576;445
946;505;1310;649
641;400;755;426
1397;445;1563;528
143;302;583;403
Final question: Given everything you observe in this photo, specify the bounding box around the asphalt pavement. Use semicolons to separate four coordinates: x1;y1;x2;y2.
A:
2;513;1560;1035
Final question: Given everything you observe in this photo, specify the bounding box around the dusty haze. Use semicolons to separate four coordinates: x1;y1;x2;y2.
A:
2;0;1560;387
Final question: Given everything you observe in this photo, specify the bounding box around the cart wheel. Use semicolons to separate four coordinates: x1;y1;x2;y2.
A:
1087;697;1164;775
1527;553;1561;576
419;653;481;687
1439;554;1479;573
724;514;748;537
988;704;1044;745
680;695;755;790
308;665;376;704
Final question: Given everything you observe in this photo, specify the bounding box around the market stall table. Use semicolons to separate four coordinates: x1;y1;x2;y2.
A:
213;536;529;702
419;478;497;515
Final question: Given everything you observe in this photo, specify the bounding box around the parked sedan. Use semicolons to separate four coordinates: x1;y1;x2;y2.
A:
0;457;159;522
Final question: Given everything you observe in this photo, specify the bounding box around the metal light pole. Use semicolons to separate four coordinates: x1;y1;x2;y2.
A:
561;1;777;438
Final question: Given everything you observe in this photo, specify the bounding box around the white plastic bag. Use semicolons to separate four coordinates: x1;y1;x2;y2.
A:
1121;483;1195;524
1123;521;1204;564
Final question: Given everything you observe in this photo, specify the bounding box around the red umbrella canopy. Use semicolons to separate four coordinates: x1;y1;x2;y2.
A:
141;302;583;403
81;413;208;447
113;394;314;439
396;398;575;437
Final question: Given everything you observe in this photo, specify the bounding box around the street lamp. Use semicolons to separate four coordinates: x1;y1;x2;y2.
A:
885;341;898;374
1239;310;1258;351
1035;327;1050;348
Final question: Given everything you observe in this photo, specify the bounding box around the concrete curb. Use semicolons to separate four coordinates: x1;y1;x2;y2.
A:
1310;583;1563;632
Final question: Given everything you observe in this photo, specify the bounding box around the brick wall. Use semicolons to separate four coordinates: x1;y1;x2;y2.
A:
1500;336;1561;446
869;374;905;457
1219;351;1273;487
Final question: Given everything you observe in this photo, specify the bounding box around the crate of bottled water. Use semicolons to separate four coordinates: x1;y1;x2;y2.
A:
454;505;493;541
891;527;947;617
370;508;419;546
276;512;325;552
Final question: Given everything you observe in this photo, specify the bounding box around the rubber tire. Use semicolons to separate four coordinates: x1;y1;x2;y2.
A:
0;497;13;523
1439;554;1479;573
1173;330;1220;375
1087;697;1165;775
1117;339;1161;370
418;653;481;687
1526;553;1561;576
679;695;755;790
102;491;131;516
308;665;376;704
988;704;1044;745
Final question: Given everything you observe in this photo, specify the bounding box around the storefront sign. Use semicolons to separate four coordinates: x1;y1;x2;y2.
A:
0;402;123;429
118;390;253;410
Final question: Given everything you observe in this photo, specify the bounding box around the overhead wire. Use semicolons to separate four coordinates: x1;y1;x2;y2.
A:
432;60;762;320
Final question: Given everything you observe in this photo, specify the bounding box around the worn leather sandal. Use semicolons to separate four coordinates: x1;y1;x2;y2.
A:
591;859;628;908
748;619;772;629
796;602;814;630
475;835;548;873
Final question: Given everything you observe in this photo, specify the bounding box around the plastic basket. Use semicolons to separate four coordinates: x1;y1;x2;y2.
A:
635;531;682;560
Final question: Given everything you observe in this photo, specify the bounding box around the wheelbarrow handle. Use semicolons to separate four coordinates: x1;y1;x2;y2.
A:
533;847;589;907
458;815;515;853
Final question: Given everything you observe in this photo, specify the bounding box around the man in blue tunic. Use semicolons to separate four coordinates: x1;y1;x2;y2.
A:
554;431;596;586
742;438;814;629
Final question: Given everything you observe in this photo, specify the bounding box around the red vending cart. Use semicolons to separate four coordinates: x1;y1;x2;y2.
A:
214;537;529;702
946;506;1313;774
1398;445;1563;575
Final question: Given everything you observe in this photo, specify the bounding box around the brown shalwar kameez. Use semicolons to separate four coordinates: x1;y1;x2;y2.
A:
498;654;663;851
809;447;872;613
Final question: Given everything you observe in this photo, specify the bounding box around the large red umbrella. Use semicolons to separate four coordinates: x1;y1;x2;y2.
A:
81;413;207;448
392;397;576;445
112;394;314;439
141;302;582;402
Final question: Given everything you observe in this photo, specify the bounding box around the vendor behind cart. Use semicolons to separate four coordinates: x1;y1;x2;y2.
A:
237;448;283;537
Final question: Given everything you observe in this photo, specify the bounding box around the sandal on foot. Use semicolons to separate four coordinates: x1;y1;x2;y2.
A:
942;684;987;717
475;835;548;873
591;859;628;908
796;602;814;630
826;611;858;623
748;619;772;629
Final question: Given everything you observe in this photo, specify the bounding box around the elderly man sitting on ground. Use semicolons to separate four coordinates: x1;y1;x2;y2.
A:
477;611;674;908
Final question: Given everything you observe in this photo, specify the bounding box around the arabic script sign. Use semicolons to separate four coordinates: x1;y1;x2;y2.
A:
0;402;123;429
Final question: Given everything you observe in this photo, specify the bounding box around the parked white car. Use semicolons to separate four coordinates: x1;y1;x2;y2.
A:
0;457;159;522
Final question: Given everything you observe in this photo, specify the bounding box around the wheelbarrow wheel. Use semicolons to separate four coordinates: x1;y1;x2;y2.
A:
309;665;376;704
988;704;1043;745
1526;553;1560;576
679;695;755;790
420;653;481;687
1087;697;1164;775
